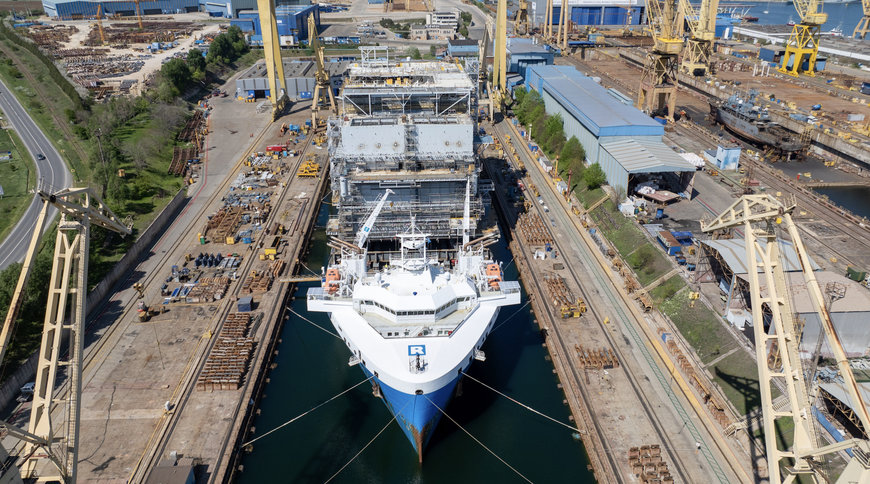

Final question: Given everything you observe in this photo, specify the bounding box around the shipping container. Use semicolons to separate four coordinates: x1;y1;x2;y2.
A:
237;296;253;312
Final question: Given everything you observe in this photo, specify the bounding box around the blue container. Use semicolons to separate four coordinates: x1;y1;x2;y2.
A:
237;296;253;312
299;91;313;100
656;208;664;219
242;237;253;244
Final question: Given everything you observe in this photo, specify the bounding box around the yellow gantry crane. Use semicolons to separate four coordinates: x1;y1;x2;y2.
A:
778;0;827;76
308;13;336;128
702;195;870;484
854;0;870;39
0;187;130;483
491;0;508;115
638;0;683;120
255;0;288;119
678;0;719;76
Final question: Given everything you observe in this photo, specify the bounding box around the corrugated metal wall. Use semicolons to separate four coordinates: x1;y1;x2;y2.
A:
49;0;198;19
597;145;629;195
799;312;870;357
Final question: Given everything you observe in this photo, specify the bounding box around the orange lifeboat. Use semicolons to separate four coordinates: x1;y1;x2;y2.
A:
485;263;502;290
323;268;341;294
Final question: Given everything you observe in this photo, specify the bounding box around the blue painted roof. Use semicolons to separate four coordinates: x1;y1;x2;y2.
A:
525;65;663;138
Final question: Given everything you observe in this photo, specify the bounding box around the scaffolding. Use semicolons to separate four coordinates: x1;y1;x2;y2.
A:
328;59;487;245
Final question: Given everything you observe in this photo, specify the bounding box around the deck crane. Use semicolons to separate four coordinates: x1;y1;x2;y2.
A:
678;0;719;76
255;0;288;119
0;186;130;483
309;13;337;129
354;189;393;249
514;0;530;35
778;0;827;76
638;0;684;120
854;0;870;38
701;194;870;484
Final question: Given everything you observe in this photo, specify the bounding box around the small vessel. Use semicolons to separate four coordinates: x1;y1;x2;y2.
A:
787;17;796;26
709;90;804;156
308;188;521;461
743;15;759;22
763;10;769;14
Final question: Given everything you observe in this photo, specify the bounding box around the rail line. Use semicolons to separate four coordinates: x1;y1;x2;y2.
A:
489;123;706;483
134;123;322;482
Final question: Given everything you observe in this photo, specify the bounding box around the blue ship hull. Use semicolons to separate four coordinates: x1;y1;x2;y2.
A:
361;366;461;462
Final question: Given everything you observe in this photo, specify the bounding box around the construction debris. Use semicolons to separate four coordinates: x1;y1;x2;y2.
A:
517;211;553;246
544;275;586;318
575;344;619;370
628;445;673;483
197;313;257;391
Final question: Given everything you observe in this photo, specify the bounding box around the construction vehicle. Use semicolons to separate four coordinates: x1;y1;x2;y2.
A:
778;0;827;76
0;186;131;482
297;158;319;177
133;282;145;299
854;0;870;38
678;0;719;76
308;13;337;127
702;194;870;484
638;0;683;120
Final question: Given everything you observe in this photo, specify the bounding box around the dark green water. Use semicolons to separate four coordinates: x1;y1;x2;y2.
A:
237;204;595;483
815;187;870;219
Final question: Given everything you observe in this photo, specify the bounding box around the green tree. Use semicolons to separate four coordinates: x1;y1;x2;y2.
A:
559;135;586;173
187;48;206;74
207;34;234;64
161;58;192;93
409;47;422;59
513;85;527;107
583;163;606;189
458;25;469;38
542;113;565;155
460;12;472;24
429;44;437;57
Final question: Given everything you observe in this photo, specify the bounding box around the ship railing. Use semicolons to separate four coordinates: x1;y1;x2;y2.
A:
480;280;520;297
306;287;350;302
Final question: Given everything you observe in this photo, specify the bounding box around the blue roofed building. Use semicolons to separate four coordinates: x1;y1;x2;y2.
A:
43;0;199;19
522;64;695;197
537;0;645;28
506;37;554;74
233;4;319;45
199;0;310;18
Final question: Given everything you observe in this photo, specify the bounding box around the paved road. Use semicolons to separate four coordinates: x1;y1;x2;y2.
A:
0;77;72;270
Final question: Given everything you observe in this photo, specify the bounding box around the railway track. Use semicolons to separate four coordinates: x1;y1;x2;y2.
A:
488;123;730;483
133;124;322;482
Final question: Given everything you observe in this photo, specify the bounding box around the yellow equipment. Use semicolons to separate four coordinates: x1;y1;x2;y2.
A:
309;13;337;128
678;0;719;76
0;187;130;482
638;0;683;120
491;0;508;114
94;4;106;45
778;0;827;76
133;0;143;29
855;0;870;38
702;195;870;484
255;0;288;118
297;159;319;177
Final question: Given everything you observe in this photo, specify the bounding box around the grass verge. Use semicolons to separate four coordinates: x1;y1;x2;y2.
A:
650;275;686;305
0;125;35;242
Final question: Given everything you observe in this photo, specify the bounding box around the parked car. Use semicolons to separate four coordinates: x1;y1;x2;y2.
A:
16;381;35;402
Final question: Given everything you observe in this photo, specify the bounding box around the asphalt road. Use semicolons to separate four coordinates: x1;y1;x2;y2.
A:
0;77;72;270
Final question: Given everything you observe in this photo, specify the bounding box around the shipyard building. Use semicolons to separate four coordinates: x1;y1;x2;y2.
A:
235;59;347;100
43;0;199;19
327;54;486;243
531;0;645;27
524;65;696;197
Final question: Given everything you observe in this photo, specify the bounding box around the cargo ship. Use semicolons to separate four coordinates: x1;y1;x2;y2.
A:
710;90;803;155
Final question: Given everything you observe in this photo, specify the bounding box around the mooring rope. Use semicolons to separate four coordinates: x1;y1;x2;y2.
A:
324;407;401;483
424;395;534;483
288;308;342;339
242;376;373;447
490;300;531;334
460;371;581;434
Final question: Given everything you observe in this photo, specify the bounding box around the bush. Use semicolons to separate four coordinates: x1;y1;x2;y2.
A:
408;47;422;59
583;163;606;189
559;135;586;175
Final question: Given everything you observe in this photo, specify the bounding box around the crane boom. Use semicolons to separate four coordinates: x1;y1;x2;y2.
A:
702;194;870;484
355;189;393;248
